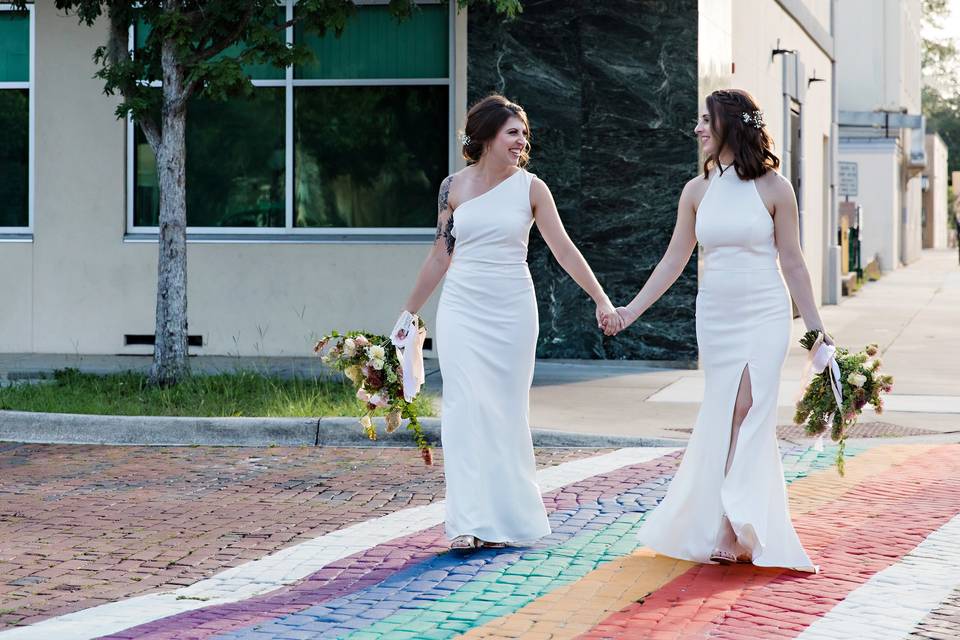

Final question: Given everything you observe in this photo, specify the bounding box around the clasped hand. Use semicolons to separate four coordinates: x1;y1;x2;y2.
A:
596;302;637;337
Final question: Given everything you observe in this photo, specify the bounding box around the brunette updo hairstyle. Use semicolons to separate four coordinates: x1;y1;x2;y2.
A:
703;89;780;180
461;94;531;167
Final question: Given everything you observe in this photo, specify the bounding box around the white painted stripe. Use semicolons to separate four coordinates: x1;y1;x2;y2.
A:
796;513;960;640
0;447;678;640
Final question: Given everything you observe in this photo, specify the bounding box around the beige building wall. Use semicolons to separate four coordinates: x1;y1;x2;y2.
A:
923;133;949;249
729;0;835;304
0;4;447;356
836;0;921;113
840;139;901;270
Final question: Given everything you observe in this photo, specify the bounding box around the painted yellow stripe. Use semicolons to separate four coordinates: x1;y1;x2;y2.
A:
460;444;937;640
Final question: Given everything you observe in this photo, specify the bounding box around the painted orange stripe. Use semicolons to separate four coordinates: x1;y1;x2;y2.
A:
460;444;936;640
581;444;960;640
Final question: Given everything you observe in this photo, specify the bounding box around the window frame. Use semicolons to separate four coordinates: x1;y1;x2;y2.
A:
0;2;35;240
125;0;456;242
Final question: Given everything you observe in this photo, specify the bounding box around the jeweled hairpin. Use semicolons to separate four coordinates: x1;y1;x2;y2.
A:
459;133;472;146
741;110;764;129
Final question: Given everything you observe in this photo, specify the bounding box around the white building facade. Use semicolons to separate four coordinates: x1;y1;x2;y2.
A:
835;0;926;272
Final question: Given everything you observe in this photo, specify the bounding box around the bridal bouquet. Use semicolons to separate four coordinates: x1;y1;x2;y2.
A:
794;330;894;475
313;322;432;464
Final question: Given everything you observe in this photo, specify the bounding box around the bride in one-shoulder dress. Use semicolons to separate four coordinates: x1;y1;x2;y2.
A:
611;90;830;572
400;95;621;550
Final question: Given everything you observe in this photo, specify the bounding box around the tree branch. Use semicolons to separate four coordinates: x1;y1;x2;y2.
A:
190;3;258;63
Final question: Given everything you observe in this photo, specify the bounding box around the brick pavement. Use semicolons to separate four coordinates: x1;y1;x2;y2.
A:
2;442;959;640
0;444;603;631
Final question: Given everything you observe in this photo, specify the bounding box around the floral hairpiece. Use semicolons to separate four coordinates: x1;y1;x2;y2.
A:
459;132;472;146
741;110;765;129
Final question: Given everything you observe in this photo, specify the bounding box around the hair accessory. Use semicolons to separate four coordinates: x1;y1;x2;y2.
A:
741;110;764;129
459;132;472;146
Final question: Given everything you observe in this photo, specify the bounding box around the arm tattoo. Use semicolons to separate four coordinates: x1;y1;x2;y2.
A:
435;175;456;255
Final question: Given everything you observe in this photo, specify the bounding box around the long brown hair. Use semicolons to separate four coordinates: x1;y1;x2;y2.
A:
461;94;531;167
702;89;779;180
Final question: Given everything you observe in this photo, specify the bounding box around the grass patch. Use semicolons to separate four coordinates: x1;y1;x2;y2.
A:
0;369;437;418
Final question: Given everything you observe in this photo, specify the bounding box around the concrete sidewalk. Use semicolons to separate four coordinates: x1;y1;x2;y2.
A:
525;249;960;439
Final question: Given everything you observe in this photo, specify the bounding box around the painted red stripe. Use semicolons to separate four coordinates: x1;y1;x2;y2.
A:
581;444;960;640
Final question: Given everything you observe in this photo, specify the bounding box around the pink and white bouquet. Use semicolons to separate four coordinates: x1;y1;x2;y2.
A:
794;330;894;475
313;321;431;464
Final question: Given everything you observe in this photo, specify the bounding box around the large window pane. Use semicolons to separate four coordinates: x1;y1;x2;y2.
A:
294;85;447;228
0;90;28;227
134;88;285;227
295;5;448;79
0;11;29;82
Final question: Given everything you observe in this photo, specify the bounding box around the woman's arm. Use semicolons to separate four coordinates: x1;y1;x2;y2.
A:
617;180;699;328
402;175;456;314
531;178;621;332
768;173;831;341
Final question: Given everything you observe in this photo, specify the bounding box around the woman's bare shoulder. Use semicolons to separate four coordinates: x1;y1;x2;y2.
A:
682;173;711;210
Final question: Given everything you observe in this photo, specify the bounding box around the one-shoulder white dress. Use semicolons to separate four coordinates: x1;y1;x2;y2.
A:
436;168;551;543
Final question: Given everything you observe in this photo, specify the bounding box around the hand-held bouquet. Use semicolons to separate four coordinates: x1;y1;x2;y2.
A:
313;316;432;464
794;330;894;475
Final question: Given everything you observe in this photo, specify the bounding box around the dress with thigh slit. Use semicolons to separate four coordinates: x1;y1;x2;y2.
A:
637;165;816;573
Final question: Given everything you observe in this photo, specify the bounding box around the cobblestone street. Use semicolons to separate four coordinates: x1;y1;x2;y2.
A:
2;441;959;639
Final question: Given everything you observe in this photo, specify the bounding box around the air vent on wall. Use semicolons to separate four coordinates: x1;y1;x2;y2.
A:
124;334;203;347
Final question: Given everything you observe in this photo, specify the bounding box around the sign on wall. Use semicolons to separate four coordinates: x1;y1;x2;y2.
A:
839;161;858;197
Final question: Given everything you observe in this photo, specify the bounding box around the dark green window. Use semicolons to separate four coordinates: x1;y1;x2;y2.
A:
135;12;286;81
133;89;285;227
0;10;30;229
295;4;448;79
0;11;29;82
294;85;448;228
130;2;450;232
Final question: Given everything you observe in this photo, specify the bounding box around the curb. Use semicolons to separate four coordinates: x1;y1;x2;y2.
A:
0;410;686;449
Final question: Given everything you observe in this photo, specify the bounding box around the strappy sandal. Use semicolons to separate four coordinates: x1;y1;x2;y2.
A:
710;548;737;565
450;535;481;551
480;540;507;549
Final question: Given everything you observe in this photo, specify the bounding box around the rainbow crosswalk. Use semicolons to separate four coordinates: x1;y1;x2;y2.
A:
4;442;959;640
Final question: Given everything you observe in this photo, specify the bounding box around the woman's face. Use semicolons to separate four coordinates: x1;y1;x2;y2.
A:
487;115;528;166
694;103;718;156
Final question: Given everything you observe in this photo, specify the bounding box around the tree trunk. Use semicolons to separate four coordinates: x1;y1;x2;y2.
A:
149;37;190;386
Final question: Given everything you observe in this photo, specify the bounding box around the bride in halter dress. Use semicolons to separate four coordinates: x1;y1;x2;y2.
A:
610;89;831;572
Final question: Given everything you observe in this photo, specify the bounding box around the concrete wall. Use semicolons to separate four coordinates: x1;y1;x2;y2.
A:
923;133;950;249
836;0;921;113
730;0;835;303
839;138;900;271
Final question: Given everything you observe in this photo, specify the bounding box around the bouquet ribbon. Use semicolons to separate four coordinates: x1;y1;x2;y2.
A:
391;311;426;402
800;332;844;451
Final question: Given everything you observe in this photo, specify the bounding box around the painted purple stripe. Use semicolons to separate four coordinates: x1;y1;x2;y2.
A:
99;451;684;640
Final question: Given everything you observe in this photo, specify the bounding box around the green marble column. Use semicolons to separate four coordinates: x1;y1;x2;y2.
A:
468;0;700;363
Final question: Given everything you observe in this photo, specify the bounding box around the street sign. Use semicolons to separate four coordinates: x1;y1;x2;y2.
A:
839;161;858;197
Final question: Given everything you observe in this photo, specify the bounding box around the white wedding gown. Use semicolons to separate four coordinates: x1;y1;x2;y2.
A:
638;165;816;573
435;168;551;543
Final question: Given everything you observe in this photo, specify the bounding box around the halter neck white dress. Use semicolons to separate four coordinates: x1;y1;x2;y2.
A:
435;168;551;543
638;165;816;573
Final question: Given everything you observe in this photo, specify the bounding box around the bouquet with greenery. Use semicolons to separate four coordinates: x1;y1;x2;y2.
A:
794;330;893;475
313;326;432;464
